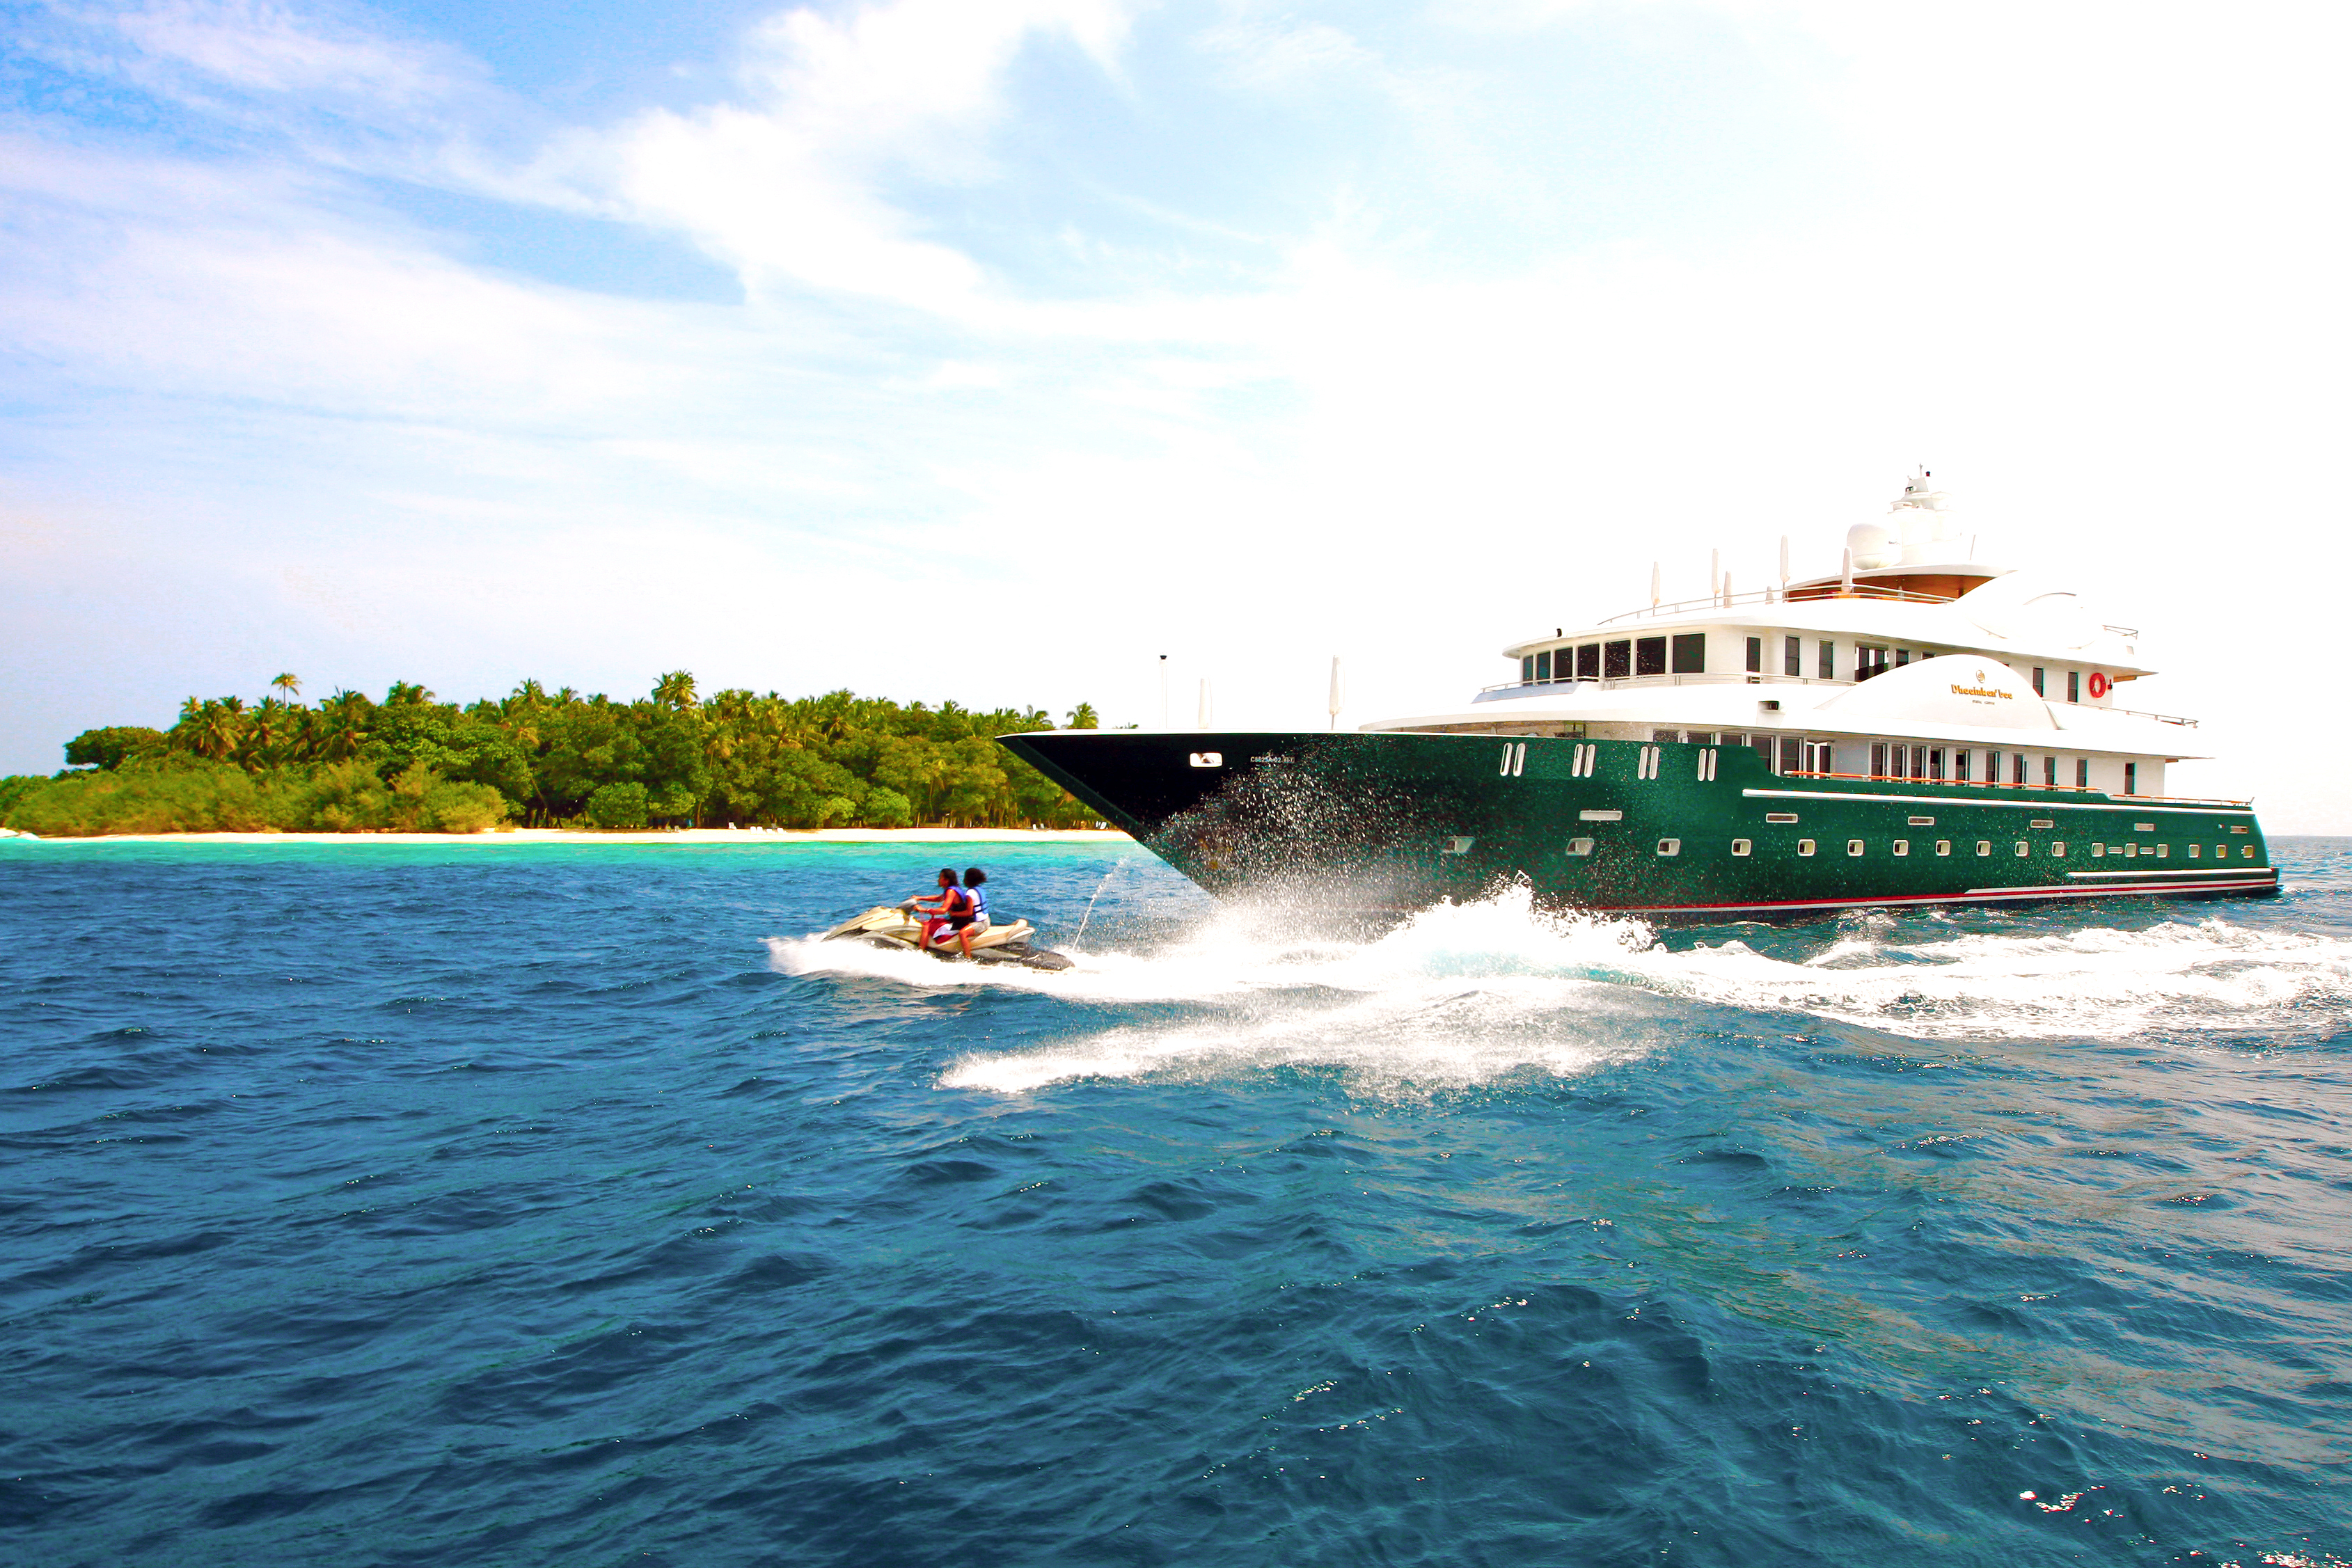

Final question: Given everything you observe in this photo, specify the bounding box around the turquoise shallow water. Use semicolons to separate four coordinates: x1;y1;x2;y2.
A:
6;836;2352;1565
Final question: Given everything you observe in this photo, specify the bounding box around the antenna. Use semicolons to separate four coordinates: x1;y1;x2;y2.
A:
1840;548;1854;594
1327;656;1345;731
1721;570;1732;608
1650;562;1661;605
1709;548;1720;601
1778;534;1790;585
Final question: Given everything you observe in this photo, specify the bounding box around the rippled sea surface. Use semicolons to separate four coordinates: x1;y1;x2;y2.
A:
8;837;2352;1566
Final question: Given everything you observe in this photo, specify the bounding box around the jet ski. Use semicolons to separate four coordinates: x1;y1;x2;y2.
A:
821;902;1075;971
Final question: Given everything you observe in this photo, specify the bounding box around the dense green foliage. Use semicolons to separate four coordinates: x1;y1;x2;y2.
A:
3;674;1100;837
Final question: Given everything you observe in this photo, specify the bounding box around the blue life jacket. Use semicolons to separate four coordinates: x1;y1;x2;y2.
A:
968;887;988;920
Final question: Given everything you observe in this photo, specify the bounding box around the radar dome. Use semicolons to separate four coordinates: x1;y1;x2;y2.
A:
1846;523;1895;570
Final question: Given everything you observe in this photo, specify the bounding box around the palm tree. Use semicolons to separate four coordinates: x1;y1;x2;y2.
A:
653;670;697;711
271;672;301;704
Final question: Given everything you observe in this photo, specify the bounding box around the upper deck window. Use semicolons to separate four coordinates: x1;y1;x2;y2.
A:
1577;642;1600;679
1636;636;1667;676
1671;633;1705;674
1521;656;1533;683
1535;649;1552;681
1856;644;1888;681
1895;649;1911;666
1746;637;1762;673
1604;640;1631;679
2076;759;2089;788
2014;753;2028;786
2124;761;2137;794
1783;636;1801;676
1819;641;1836;680
2043;755;2057;787
2032;667;2046;696
2067;670;2081;704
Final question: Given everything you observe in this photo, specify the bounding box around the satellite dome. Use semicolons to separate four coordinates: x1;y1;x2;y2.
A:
1846;522;1895;570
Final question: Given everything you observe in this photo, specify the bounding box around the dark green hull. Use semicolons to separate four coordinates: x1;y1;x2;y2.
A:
1001;730;2278;919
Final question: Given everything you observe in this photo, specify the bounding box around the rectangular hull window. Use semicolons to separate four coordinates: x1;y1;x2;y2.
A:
1978;841;1992;855
1797;839;1816;857
1671;633;1705;674
1847;839;1865;857
1604;640;1631;679
1636;637;1667;676
1567;837;1595;857
1656;839;1680;857
1893;840;1909;856
1731;839;1752;856
1936;840;1951;855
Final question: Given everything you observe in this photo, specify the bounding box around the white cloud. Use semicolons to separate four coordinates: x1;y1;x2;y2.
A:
582;0;1140;309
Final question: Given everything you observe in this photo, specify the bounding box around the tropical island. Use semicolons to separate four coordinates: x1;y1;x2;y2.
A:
0;673;1106;837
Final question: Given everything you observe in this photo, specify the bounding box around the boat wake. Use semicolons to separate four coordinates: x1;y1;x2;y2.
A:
771;888;2352;1093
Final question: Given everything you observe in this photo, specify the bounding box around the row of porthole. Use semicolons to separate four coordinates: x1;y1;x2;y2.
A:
1566;838;2266;860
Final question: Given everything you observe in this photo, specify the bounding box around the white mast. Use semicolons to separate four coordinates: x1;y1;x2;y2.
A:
1327;657;1345;731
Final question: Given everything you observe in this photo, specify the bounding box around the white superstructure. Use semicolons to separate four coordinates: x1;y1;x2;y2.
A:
1362;470;2205;802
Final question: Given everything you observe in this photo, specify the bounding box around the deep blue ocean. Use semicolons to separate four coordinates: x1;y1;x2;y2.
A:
6;836;2352;1567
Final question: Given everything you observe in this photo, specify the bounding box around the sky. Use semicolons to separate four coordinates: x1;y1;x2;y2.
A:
3;0;2349;826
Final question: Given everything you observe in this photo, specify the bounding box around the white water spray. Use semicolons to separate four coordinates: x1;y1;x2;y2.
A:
767;888;2352;1095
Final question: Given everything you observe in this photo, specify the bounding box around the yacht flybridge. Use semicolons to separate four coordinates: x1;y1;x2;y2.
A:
1002;472;2276;918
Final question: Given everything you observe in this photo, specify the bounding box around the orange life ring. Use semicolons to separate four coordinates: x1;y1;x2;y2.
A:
2087;671;2110;699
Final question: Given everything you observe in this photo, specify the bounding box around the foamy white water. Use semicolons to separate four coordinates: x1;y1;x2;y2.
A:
770;888;2352;1093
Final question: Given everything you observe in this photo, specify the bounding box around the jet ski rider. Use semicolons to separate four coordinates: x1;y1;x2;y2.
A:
955;868;990;959
910;868;968;953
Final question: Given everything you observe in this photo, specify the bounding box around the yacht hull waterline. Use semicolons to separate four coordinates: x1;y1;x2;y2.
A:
997;730;2277;919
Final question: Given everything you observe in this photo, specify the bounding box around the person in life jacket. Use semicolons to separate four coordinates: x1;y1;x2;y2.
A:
910;867;968;951
951;867;991;958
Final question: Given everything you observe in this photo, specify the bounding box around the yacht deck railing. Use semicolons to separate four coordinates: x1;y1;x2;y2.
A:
1475;672;2198;726
1584;584;1962;626
1771;770;2250;807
